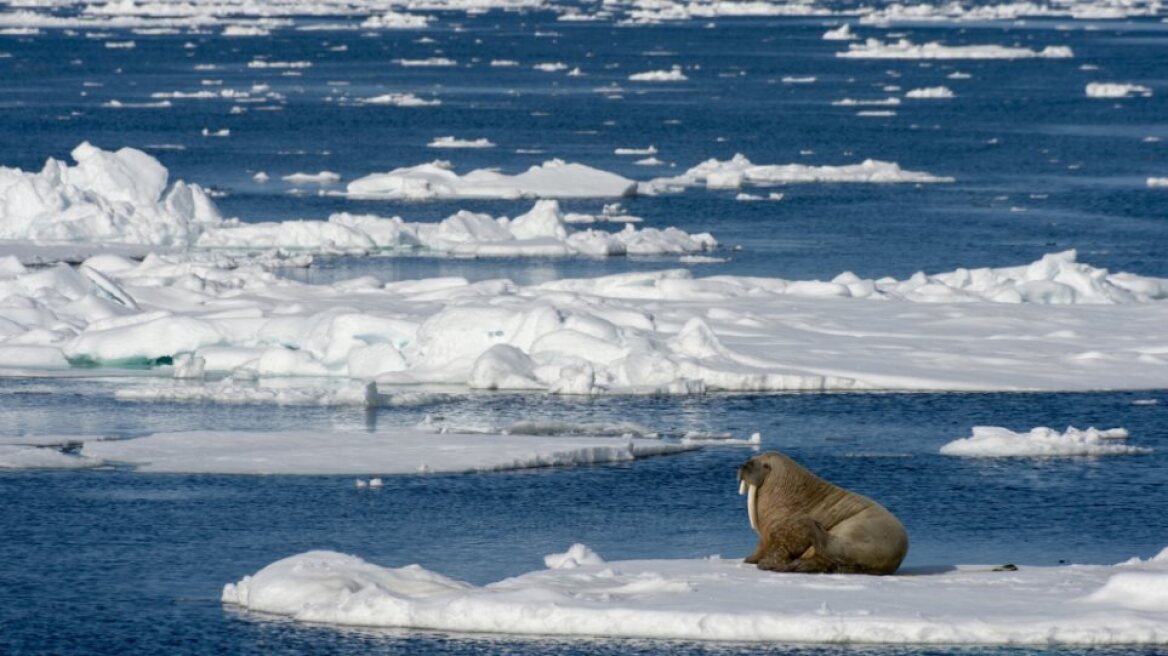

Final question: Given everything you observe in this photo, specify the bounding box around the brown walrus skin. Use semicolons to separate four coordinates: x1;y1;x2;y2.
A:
737;452;908;575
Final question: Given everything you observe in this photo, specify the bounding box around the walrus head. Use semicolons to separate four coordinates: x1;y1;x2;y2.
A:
737;453;777;533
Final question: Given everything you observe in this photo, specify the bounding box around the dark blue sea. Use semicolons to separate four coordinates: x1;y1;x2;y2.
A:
1;8;1166;655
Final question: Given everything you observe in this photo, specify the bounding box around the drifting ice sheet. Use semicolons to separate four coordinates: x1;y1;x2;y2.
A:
347;160;637;199
80;429;695;474
939;426;1148;457
646;153;952;191
838;38;1073;60
222;546;1168;644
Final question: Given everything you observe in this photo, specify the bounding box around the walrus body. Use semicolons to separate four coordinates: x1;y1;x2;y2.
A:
737;452;908;575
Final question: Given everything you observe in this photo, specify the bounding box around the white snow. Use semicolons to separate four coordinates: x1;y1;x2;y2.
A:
79;428;695;474
5;249;1168;394
361;93;441;107
628;66;688;82
1085;83;1153;98
939;426;1149;457
838;39;1073;60
427;137;496;149
905;86;955;99
0;142;222;246
646;153;951;192
346;160;638;200
222;546;1168;644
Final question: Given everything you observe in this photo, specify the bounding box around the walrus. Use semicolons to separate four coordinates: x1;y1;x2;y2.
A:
737;451;908;575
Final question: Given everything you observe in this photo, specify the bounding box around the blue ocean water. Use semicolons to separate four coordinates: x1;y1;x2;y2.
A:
1;9;1167;655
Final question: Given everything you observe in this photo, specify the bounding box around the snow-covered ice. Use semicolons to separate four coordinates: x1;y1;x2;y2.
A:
822;23;857;41
939;426;1149;457
427;137;496;149
905;86;955;99
1085;83;1153;98
78;428;695;474
347;160;638;199
281;171;341;184
0;142;222;246
222;545;1168;644
838;38;1073;60
361;93;441;107
645;154;952;192
628;66;687;82
195;200;715;257
5;249;1168;393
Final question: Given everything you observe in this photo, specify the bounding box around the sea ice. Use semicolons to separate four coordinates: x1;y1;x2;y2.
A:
222;546;1168;644
1085;82;1153;98
905;86;955;99
0;142;222;246
645;153;952;192
5;250;1168;394
79;428;696;474
838;38;1073;60
628;66;687;81
346;160;638;199
939;426;1149;457
427;137;496;149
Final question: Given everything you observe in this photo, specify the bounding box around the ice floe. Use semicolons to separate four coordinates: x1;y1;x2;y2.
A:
361;93;441;107
1149;177;1168;188
1085;83;1153;98
281;171;341;184
221;546;1168;644
628;66;688;82
4;249;1168;393
905;86;954;99
346;160;638;199
76;428;695;474
838;38;1073;60
427;137;496;149
645;153;951;192
939;426;1149;457
822;23;857;40
0;142;222;246
196;200;715;257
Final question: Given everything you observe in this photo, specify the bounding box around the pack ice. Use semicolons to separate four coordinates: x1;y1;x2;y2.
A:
0;142;222;246
346;159;638;199
4;250;1168;394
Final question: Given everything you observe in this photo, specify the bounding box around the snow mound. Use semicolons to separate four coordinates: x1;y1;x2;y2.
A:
222;548;1168;644
0;142;222;246
939;426;1148;457
838;38;1073;60
347;160;637;200
646;153;952;191
80;429;695;475
1085;83;1153;98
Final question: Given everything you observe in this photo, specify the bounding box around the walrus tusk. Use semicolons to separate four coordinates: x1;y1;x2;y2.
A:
738;480;746;496
747;484;758;532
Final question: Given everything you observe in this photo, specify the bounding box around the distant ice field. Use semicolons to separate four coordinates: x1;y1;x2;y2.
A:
0;15;1165;280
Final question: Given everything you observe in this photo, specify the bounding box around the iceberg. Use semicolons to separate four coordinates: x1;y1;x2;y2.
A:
346;160;638;199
